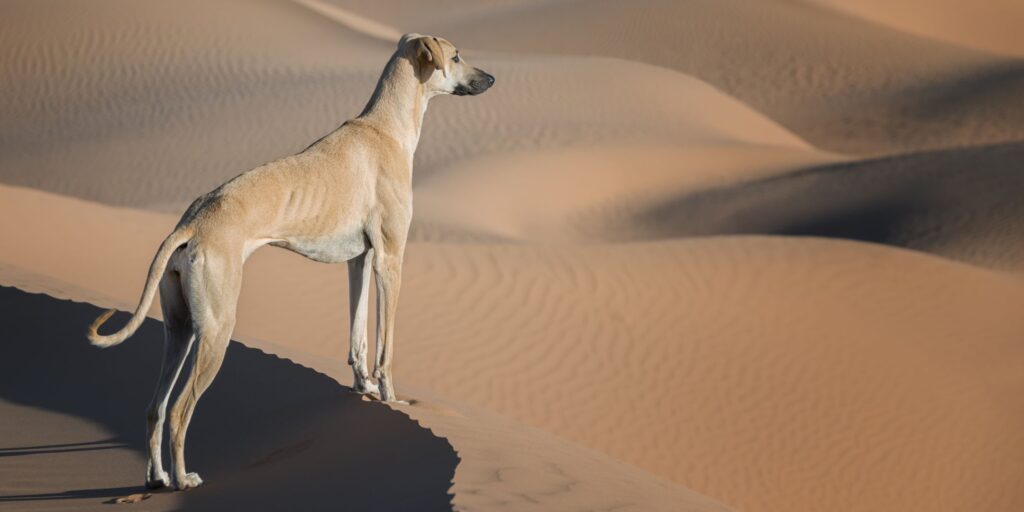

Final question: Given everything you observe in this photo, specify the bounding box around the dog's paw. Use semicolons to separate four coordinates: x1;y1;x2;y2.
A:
354;380;379;396
145;470;170;489
378;387;410;405
175;472;203;490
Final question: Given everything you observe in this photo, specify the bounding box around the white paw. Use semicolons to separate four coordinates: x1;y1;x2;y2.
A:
379;388;407;405
146;470;170;489
354;380;379;395
175;472;203;490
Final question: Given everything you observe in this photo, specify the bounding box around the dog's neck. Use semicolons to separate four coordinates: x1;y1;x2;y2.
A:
359;53;432;162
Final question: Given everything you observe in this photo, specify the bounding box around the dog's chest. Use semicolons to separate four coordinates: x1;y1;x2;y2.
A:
273;229;368;264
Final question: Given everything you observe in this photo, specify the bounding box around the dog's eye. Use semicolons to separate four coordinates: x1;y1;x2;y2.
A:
452;54;461;63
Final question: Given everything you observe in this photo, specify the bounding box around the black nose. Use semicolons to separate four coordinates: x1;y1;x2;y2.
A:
483;72;495;86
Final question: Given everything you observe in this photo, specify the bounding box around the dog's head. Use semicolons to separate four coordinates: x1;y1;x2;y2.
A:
399;33;494;97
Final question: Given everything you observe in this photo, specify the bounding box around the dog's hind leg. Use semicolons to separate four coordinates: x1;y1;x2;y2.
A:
144;269;194;489
168;248;240;489
347;248;379;396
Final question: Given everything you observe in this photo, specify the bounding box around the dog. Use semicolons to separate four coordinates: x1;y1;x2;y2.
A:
87;33;494;490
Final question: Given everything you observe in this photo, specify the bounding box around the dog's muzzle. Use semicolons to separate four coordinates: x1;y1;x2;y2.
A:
453;70;495;96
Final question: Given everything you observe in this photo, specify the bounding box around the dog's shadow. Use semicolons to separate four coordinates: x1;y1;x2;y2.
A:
0;285;457;511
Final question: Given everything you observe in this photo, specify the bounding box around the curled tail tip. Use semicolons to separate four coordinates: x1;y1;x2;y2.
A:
88;309;120;347
88;227;189;349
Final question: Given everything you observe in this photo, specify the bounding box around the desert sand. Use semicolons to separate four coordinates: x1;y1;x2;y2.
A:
1;1;1023;511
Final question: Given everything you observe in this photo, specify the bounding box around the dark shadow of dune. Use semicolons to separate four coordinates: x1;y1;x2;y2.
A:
859;61;1024;153
631;141;1024;268
0;486;145;502
0;285;457;511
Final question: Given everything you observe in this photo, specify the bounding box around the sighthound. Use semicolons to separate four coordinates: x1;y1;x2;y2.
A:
87;34;494;491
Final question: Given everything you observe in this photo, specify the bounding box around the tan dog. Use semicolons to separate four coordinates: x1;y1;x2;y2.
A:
87;34;494;490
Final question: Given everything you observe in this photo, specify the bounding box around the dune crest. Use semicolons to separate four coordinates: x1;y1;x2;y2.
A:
812;0;1024;57
291;0;404;41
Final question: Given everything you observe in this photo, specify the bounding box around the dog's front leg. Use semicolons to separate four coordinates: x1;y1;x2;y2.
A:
347;248;379;395
372;250;405;403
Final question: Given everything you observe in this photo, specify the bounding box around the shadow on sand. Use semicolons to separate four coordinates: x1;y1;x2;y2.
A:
634;141;1024;267
0;285;457;511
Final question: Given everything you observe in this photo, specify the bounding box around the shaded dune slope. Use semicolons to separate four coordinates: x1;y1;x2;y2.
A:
410;144;837;242
611;141;1024;271
0;286;458;511
396;139;1024;273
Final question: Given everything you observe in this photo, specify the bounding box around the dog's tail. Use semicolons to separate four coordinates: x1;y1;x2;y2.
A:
88;226;194;348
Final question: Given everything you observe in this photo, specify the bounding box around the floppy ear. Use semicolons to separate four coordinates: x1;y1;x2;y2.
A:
398;33;421;48
414;36;447;78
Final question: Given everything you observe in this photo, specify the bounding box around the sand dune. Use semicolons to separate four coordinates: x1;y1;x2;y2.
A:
3;184;1023;512
331;0;1024;154
604;141;1024;271
0;0;388;210
402;388;733;512
412;144;837;242
2;0;1023;511
0;285;724;512
1;0;817;213
0;180;735;508
396;241;1024;512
